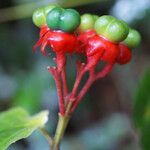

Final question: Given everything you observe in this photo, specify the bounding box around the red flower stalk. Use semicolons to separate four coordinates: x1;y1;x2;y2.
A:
34;25;78;73
33;27;133;116
32;6;141;149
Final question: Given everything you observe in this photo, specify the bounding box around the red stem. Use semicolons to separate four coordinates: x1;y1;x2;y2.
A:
69;61;86;100
61;67;69;97
70;63;114;113
48;66;65;115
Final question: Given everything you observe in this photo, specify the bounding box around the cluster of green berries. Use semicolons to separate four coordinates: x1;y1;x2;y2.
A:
33;5;141;49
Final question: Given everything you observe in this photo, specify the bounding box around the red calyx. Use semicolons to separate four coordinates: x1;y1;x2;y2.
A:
40;25;50;37
77;29;96;53
47;30;78;53
117;43;132;65
86;35;120;63
78;30;120;68
34;26;79;56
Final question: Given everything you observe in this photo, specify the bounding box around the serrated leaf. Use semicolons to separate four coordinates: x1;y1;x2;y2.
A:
0;107;49;150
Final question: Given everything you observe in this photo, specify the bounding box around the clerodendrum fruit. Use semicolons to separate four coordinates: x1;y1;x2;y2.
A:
46;7;80;32
78;14;96;32
60;9;81;32
46;7;63;30
93;15;99;21
124;29;141;48
94;15;129;43
44;4;58;16
32;8;46;27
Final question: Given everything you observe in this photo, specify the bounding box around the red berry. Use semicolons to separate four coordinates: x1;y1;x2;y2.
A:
116;43;132;65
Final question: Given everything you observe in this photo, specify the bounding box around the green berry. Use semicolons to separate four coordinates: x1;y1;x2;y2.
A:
32;8;46;27
60;9;81;32
46;7;64;30
93;15;99;21
46;7;80;32
94;15;115;36
124;29;141;48
79;14;95;32
94;15;129;42
43;4;58;16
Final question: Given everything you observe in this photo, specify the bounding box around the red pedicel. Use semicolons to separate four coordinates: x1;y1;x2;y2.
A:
117;43;132;65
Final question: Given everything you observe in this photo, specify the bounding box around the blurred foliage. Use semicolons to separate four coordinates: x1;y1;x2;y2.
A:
133;69;150;127
61;113;136;150
133;68;150;150
0;0;101;23
12;64;54;113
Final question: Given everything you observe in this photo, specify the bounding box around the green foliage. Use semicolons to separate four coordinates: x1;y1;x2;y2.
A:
12;65;54;113
13;73;44;113
0;107;48;150
133;69;150;150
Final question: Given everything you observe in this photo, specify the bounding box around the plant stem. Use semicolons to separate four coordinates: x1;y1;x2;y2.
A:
61;67;69;97
0;0;101;23
71;63;114;113
52;113;70;150
48;67;65;115
40;128;53;146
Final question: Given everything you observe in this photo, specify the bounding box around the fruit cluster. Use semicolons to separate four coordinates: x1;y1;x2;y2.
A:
33;5;141;115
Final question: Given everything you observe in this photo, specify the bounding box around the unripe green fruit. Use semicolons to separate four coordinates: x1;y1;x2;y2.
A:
124;29;141;48
94;15;129;42
60;9;81;32
79;14;95;32
46;7;80;32
44;4;58;16
32;8;46;27
93;15;99;21
46;7;64;30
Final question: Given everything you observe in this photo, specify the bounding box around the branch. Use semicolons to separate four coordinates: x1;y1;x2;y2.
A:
71;63;114;113
47;66;65;115
0;0;101;23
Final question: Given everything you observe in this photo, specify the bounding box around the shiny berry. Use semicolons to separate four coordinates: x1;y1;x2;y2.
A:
46;7;80;32
78;14;95;32
124;29;141;48
94;15;129;42
32;8;46;27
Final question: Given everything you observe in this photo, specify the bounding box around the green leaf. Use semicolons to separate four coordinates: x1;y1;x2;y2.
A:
133;68;150;150
141;122;150;150
0;107;49;150
133;69;150;128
